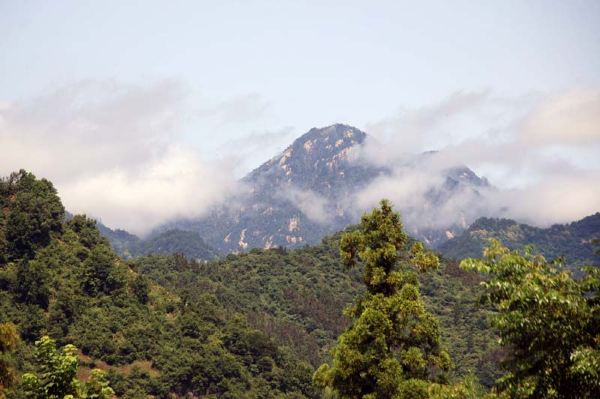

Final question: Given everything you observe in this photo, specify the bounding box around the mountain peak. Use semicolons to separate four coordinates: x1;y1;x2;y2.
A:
245;124;371;191
290;124;366;155
170;123;494;253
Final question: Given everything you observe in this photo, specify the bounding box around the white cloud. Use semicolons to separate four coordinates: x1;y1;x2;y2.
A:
0;80;241;235
221;126;297;175
486;172;600;227
363;90;523;158
1;81;598;238
354;167;444;212
277;186;333;225
521;89;600;146
355;88;600;230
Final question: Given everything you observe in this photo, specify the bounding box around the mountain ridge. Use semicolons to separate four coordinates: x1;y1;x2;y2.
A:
438;213;600;266
162;123;490;253
97;222;218;261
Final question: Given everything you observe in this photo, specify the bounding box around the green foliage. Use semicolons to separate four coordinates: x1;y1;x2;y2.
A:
315;200;450;398
428;374;492;399
130;275;149;304
0;170;64;262
66;216;106;251
22;336;113;399
82;369;114;399
441;215;600;269
81;245;126;296
0;170;509;397
132;229;219;261
461;239;600;398
132;226;500;394
15;260;50;309
99;226;219;261
22;336;80;399
0;323;20;398
1;171;322;398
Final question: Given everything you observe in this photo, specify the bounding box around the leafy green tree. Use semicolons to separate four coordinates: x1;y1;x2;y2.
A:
19;305;48;343
314;200;451;399
22;336;114;399
22;336;80;399
0;323;20;399
2;170;64;261
66;216;106;251
15;260;50;309
81;245;125;296
428;374;490;399
461;240;600;398
130;275;149;304
83;369;114;399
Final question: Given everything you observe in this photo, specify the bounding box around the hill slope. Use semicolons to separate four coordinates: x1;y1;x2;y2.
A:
1;169;502;397
97;223;218;261
438;213;600;266
0;170;318;398
133;232;501;387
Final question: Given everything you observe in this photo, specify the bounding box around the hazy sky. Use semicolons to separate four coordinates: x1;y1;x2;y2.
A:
1;1;599;232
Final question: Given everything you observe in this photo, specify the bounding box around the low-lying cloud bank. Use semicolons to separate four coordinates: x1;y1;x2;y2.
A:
358;88;600;228
0;80;241;235
1;81;598;236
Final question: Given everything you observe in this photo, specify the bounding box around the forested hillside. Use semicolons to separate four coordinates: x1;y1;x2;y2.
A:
97;224;218;261
439;215;600;267
0;171;317;398
0;170;500;398
2;170;598;398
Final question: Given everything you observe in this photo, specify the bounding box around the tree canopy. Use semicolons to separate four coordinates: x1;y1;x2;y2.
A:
3;170;598;397
22;336;113;399
0;323;20;399
314;200;451;399
462;240;600;398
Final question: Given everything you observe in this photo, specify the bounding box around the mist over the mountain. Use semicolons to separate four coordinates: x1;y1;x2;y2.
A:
1;84;599;239
3;3;600;398
158;119;598;252
0;80;244;235
360;89;600;228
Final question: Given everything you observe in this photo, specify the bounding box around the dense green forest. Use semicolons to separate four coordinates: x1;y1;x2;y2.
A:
439;216;600;268
1;171;598;398
0;171;316;398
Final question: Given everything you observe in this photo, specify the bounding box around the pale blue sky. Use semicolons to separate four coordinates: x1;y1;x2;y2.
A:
1;0;599;232
2;0;599;159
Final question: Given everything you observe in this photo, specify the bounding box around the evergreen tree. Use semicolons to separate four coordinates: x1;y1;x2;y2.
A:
314;200;451;399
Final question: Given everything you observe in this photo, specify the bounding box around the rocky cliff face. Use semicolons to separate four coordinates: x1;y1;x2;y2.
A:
165;124;489;253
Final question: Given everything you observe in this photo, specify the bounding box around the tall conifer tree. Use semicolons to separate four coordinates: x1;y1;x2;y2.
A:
315;200;451;399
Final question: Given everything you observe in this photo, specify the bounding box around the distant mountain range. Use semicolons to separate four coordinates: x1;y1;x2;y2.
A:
97;223;218;261
438;213;600;266
163;124;489;253
93;123;599;263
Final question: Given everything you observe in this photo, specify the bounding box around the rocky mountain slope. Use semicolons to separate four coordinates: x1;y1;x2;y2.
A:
165;124;490;253
438;213;600;266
